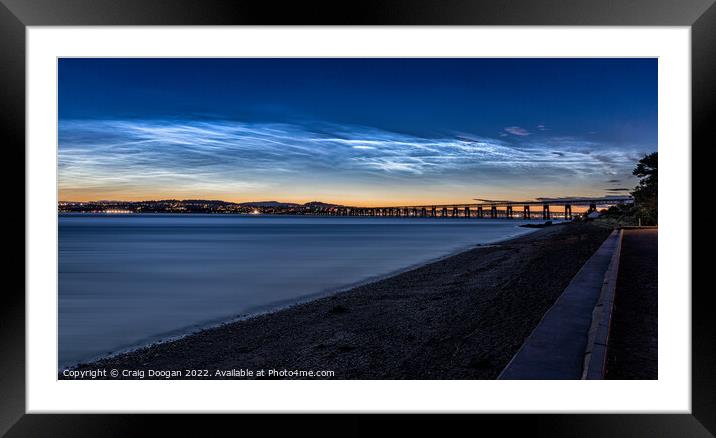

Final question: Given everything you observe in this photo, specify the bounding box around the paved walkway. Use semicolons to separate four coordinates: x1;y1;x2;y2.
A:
499;229;622;379
605;229;658;379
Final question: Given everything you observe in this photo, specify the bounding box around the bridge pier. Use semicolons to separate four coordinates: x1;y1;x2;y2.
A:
491;205;497;219
451;207;458;217
421;207;427;217
477;206;483;218
543;204;550;220
431;207;437;217
506;205;513;218
565;204;572;220
442;207;448;217
524;205;530;219
465;207;470;218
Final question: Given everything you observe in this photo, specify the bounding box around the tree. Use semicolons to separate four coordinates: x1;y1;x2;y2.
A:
631;152;657;225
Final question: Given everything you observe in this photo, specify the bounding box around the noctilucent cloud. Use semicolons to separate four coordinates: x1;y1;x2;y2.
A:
58;58;657;205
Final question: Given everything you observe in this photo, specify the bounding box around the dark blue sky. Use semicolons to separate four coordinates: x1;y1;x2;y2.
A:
58;58;657;204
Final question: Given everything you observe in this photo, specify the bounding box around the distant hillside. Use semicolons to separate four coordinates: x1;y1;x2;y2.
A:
237;201;343;208
303;201;343;208
237;201;301;207
58;199;347;214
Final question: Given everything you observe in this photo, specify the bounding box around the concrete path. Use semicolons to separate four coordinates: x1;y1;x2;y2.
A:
605;229;658;379
499;229;622;379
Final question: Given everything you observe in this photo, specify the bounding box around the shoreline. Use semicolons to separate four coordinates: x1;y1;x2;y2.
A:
64;221;611;379
60;223;543;370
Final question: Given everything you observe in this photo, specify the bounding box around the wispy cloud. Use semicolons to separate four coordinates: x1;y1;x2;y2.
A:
605;188;631;192
504;126;530;136
59;118;650;201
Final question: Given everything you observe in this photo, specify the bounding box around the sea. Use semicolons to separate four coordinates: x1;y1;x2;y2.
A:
58;213;543;368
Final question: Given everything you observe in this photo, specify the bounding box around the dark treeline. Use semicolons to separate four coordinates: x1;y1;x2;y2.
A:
603;152;658;225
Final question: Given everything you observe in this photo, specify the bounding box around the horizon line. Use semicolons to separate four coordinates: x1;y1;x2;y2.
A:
58;193;634;208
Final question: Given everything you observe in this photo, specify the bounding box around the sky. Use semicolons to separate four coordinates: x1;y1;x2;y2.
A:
58;58;657;206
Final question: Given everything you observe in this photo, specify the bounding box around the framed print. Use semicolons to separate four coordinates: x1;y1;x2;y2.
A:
3;0;712;435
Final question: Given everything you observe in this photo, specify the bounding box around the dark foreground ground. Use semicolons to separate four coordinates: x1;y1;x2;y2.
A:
606;228;658;379
64;222;612;379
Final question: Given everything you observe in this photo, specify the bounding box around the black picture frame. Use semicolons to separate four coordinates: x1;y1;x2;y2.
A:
3;0;711;435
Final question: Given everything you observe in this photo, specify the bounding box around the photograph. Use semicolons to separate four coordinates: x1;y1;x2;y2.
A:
56;57;658;381
5;0;709;431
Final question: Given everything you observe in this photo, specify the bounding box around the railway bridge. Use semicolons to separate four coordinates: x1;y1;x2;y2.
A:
320;196;633;220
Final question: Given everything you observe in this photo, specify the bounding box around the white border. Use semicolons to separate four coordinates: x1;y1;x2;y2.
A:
27;27;691;413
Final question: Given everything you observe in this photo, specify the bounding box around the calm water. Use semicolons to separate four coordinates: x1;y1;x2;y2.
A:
59;214;541;368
